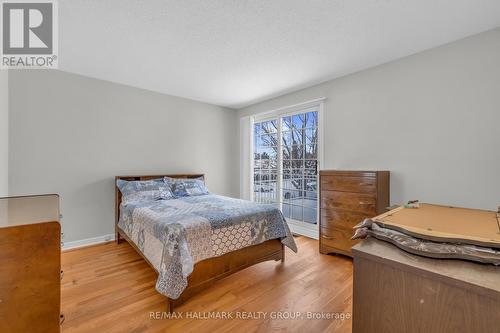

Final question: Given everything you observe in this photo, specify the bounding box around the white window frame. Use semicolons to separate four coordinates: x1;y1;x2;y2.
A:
251;98;325;239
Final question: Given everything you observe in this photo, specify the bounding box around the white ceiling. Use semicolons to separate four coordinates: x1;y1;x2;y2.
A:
59;0;500;109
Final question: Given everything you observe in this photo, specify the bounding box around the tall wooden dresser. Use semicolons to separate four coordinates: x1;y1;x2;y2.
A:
319;170;389;256
0;195;62;333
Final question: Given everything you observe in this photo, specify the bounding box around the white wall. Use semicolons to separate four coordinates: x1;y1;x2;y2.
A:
8;70;239;243
239;28;500;210
0;70;7;196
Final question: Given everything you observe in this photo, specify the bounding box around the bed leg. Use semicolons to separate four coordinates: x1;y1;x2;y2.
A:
166;298;174;313
115;231;123;244
281;243;285;263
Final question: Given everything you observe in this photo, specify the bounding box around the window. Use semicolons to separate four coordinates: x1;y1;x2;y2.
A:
252;100;322;231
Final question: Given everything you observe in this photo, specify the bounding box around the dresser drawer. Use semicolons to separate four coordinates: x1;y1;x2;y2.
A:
321;191;376;214
320;227;358;252
321;175;377;193
321;209;371;229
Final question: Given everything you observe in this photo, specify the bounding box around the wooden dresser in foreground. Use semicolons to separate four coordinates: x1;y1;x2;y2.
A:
319;170;389;256
0;195;62;333
352;238;500;333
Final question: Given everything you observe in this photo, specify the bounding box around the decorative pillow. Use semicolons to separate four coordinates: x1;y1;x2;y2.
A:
164;177;209;197
117;178;174;204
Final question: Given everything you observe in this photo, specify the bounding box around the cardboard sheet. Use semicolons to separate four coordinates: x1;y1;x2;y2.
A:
373;203;500;248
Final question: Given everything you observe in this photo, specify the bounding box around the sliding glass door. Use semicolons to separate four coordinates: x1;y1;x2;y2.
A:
253;104;321;234
280;110;318;225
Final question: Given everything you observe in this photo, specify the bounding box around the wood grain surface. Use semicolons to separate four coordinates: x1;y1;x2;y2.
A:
319;170;389;257
353;239;500;333
0;222;61;333
61;236;353;333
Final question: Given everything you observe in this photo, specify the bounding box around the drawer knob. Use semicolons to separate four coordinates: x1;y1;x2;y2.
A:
359;202;371;205
322;235;335;240
359;183;372;186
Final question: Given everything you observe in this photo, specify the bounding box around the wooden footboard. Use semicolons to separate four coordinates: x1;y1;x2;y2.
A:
171;237;284;310
117;228;284;312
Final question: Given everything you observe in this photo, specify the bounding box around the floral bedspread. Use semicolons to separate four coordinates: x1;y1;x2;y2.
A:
118;194;297;299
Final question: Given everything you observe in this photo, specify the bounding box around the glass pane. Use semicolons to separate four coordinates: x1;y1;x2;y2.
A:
305;111;318;128
253;172;261;182
261;159;270;169
282;147;291;160
261;147;277;160
288;179;303;191
291;159;303;169
305;144;317;159
282;189;291;201
304;160;317;170
261;133;278;147
303;196;317;209
291;205;303;220
260;172;269;181
282;181;292;193
305;128;317;145
282;131;291;146
305;178;317;192
282;117;292;131
282;203;291;218
282;160;291;169
290;129;303;145
291;145;304;159
254;182;261;195
254;123;261;135
292;114;305;129
254;135;261;148
259;147;269;160
270;158;278;169
261;120;277;133
303;208;317;224
305;190;317;200
289;191;303;206
304;165;317;176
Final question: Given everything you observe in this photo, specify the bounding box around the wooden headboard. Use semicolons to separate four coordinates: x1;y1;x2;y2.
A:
114;174;205;238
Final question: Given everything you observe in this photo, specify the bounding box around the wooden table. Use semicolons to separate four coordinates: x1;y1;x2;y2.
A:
352;238;500;333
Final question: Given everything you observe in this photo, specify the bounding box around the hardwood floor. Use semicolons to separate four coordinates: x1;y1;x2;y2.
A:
61;236;353;333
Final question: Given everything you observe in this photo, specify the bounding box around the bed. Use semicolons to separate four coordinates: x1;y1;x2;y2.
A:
114;174;297;311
